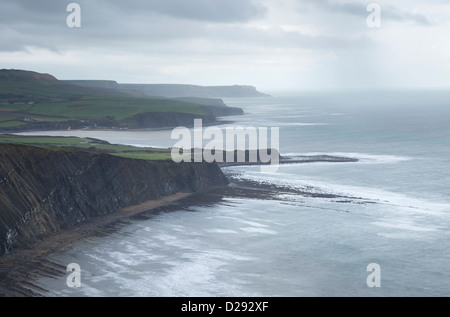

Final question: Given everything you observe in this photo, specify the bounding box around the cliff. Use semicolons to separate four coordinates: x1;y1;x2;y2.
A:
120;84;270;98
0;144;228;256
64;80;269;98
172;97;244;116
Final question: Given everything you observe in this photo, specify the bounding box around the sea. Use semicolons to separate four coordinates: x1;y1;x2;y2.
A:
17;90;450;296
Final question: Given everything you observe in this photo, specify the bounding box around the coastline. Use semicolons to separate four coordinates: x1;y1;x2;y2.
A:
218;154;358;167
0;191;197;296
0;154;363;297
0;121;359;296
0;117;235;135
0;154;358;262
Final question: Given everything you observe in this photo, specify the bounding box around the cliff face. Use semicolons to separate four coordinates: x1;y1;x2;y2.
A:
0;144;228;256
172;97;245;117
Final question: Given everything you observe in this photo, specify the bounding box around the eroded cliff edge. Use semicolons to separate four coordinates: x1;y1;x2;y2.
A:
0;144;228;256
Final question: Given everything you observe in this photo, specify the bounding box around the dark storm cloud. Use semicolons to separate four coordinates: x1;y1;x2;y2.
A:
105;0;267;22
0;0;430;55
0;1;65;24
0;0;266;52
0;0;266;24
0;0;367;53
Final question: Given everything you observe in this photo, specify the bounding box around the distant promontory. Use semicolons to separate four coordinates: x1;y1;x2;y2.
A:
66;81;271;98
0;69;272;132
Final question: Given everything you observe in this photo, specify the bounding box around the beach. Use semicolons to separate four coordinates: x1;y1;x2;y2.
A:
0;191;203;296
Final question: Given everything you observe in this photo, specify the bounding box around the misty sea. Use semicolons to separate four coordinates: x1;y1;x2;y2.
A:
21;90;450;296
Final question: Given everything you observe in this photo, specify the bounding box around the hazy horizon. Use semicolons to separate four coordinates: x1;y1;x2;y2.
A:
1;0;450;92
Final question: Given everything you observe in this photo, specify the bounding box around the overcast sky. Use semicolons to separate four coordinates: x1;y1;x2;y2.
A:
1;0;449;92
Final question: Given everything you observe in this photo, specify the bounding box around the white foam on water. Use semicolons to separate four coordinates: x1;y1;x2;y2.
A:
239;220;269;228
232;168;450;216
327;113;345;116
118;249;257;297
225;156;450;241
206;229;239;234
282;152;412;164
240;227;278;235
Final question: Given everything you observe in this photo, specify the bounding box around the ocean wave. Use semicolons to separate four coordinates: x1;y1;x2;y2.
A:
226;168;450;217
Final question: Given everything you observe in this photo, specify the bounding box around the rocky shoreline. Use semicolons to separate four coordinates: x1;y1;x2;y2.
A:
0;154;367;297
0;144;229;257
218;154;358;167
0;141;360;296
0;192;195;296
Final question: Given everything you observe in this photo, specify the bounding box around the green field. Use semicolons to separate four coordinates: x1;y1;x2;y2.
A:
0;135;173;161
0;95;208;129
0;121;27;127
0;71;212;130
24;96;207;119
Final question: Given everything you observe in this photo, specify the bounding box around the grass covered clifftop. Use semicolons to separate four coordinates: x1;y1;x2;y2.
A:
0;69;247;132
0;135;174;161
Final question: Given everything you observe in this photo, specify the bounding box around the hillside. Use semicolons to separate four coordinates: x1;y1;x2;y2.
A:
0;69;57;81
0;70;243;132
